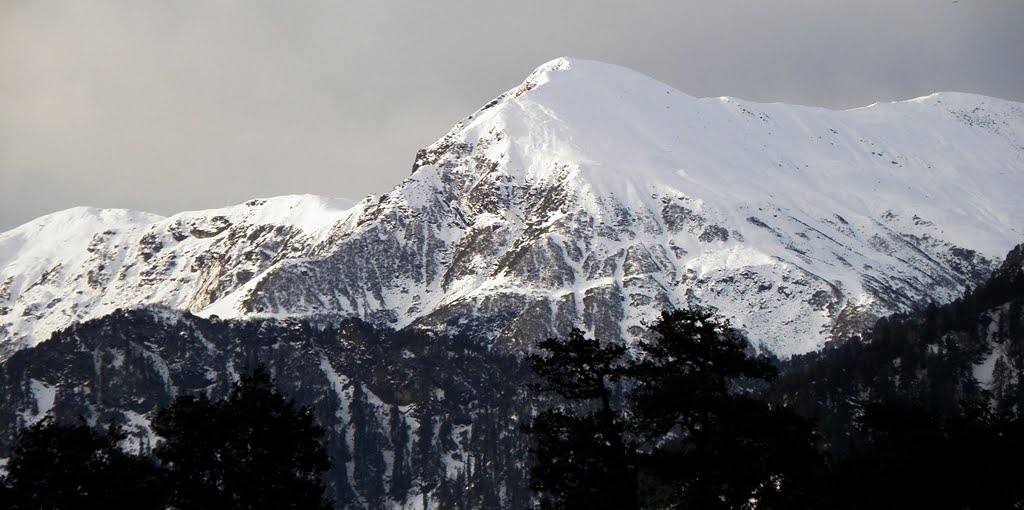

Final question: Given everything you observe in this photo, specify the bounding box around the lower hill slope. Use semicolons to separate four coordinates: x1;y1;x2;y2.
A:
0;311;531;509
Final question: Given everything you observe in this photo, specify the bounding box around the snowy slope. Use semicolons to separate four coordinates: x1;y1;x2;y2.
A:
0;195;355;356
3;58;1023;356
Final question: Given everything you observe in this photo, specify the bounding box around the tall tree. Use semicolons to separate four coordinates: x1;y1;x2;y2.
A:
525;328;636;509
628;309;824;509
1;417;166;510
349;383;387;508
389;403;413;501
832;400;1024;509
525;308;825;509
152;366;332;510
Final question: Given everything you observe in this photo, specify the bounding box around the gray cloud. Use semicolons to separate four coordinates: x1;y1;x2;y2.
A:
2;0;1022;230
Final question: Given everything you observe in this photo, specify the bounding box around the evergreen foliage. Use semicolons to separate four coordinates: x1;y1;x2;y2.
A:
526;307;825;509
525;329;635;509
349;383;387;509
525;408;635;510
831;400;1024;509
389;403;414;501
153;365;333;510
775;243;1024;456
522;243;1024;508
0;365;332;510
0;417;165;510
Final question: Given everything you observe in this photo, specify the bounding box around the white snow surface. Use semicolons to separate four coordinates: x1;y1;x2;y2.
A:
2;57;1023;356
473;58;1021;257
0;195;355;353
20;379;56;425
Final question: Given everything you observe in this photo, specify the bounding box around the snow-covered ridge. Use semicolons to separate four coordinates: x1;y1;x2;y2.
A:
436;59;1020;254
374;57;1022;353
3;57;1023;357
0;195;355;355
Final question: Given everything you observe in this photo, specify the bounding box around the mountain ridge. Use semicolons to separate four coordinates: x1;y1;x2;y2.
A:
2;57;1023;356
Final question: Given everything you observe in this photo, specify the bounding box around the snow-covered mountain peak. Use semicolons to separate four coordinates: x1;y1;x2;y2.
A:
416;60;1022;250
163;194;356;240
3;59;1023;357
520;56;573;82
386;60;1024;354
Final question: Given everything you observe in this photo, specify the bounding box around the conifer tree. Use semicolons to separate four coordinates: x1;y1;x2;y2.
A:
349;383;386;508
1;417;165;509
525;308;824;509
389;403;413;501
525;328;636;509
152;366;332;510
628;309;824;509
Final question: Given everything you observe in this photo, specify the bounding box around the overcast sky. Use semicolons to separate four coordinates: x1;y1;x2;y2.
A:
2;0;1022;231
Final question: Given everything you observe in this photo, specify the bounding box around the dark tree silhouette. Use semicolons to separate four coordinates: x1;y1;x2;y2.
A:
0;417;165;510
152;366;332;510
525;328;636;509
349;383;386;508
389;403;413;501
525;308;825;509
629;308;777;437
530;329;627;412
832;400;1024;509
628;309;825;509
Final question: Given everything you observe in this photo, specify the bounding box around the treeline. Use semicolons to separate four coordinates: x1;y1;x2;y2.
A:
0;313;535;510
525;308;1024;509
0;367;332;510
525;308;824;509
776;243;1024;455
524;243;1024;509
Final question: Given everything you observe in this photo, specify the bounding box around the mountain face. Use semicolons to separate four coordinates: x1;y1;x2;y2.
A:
2;56;1022;509
3;58;1023;357
0;196;354;357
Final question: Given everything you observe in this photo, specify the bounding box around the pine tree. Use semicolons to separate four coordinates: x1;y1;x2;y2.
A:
628;309;823;509
1;417;166;509
389;403;413;501
525;328;636;509
524;308;825;509
152;366;332;510
349;383;386;508
832;400;1024;509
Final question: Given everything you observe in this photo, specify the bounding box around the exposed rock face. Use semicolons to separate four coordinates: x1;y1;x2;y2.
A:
3;58;1024;357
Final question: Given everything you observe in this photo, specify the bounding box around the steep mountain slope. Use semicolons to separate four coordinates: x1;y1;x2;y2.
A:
0;195;355;356
3;58;1023;356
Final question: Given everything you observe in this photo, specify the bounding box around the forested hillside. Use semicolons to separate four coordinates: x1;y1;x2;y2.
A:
521;244;1024;508
775;243;1024;454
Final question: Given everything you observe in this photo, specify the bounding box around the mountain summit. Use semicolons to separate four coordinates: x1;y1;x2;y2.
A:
2;58;1023;356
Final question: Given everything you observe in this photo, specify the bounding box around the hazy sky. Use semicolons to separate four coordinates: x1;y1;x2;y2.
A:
2;0;1022;231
